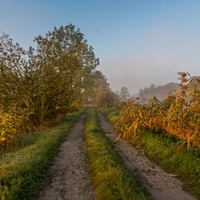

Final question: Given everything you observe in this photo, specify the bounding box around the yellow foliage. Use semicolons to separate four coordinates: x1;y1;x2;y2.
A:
0;108;23;150
113;74;200;149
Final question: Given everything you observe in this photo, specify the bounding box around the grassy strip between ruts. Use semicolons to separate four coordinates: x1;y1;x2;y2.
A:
84;108;151;200
0;109;85;200
101;107;200;200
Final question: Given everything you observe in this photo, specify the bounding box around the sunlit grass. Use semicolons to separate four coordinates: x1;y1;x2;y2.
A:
135;131;200;198
0;109;84;200
85;108;151;200
103;108;200;199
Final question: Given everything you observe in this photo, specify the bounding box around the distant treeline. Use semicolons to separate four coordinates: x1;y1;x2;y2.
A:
139;82;179;101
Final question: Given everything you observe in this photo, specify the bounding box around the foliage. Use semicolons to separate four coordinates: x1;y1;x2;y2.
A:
0;108;23;151
0;109;84;200
85;108;151;200
103;107;200;199
0;24;98;150
27;24;98;124
88;71;118;107
120;86;130;102
113;72;200;149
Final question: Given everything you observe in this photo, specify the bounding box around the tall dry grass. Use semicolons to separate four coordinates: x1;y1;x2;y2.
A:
113;72;200;150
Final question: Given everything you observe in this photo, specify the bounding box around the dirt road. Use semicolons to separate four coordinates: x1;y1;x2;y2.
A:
98;112;197;200
36;113;96;200
36;111;197;200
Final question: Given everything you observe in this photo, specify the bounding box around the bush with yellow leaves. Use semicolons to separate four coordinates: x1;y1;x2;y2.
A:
0;109;22;151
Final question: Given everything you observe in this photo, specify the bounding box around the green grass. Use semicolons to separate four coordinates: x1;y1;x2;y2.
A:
134;131;200;199
0;109;84;200
85;108;151;200
102;108;200;200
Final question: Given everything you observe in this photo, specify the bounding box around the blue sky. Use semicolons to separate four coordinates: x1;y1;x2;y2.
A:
1;0;200;94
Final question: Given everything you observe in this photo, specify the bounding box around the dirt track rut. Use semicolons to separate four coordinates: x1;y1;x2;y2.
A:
36;113;96;200
98;112;197;200
37;111;197;200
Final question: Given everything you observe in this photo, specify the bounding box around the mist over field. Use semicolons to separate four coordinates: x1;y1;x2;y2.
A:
1;2;200;200
98;26;200;94
99;54;180;94
1;1;200;96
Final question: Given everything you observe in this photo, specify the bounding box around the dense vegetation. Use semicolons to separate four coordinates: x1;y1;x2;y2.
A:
114;72;200;149
0;24;99;151
0;110;84;200
101;72;200;199
84;70;118;106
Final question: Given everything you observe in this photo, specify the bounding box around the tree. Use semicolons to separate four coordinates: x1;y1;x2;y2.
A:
87;70;117;106
120;87;130;102
0;33;27;107
0;25;99;149
90;71;109;104
0;24;99;126
27;24;99;124
149;84;156;91
139;83;179;101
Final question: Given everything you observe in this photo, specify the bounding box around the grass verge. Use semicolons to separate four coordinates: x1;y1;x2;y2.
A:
85;108;151;200
101;107;200;200
134;131;200;199
0;109;85;200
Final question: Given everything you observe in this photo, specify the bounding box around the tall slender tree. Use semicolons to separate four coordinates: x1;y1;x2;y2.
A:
120;87;130;101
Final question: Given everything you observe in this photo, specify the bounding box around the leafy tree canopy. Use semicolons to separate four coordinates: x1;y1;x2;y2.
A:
0;24;99;127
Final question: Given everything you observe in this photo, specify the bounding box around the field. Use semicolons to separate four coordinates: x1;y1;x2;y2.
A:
1;16;200;199
100;74;200;199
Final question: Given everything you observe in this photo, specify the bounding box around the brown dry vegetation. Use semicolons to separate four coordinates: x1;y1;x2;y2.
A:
114;72;200;150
